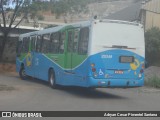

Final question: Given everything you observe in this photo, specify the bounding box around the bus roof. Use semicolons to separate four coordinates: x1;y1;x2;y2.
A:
19;19;142;39
99;19;142;27
19;21;91;38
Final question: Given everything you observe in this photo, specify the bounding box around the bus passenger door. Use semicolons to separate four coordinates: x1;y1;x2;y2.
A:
71;28;80;69
65;28;80;71
34;35;42;79
65;29;74;70
26;36;36;77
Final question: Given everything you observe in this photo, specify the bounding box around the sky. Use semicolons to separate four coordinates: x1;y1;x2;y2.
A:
5;0;52;8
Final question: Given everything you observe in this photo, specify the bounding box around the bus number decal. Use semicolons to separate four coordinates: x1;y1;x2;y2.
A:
101;54;112;59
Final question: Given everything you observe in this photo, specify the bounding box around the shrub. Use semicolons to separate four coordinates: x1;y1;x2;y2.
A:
145;75;160;88
145;27;160;66
37;15;44;21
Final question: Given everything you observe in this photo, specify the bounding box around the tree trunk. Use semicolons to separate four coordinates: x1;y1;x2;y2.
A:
0;34;8;62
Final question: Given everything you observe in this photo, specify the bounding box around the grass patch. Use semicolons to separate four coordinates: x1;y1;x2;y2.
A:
145;75;160;88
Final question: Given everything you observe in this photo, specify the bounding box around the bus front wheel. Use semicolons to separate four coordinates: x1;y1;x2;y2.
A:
19;67;27;80
49;70;57;89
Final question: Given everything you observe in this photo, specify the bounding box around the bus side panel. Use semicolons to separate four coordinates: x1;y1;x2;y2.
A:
16;53;28;74
33;54;63;82
65;58;90;87
16;58;21;73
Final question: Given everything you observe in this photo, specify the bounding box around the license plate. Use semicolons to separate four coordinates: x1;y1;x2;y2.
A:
120;56;134;63
115;70;124;74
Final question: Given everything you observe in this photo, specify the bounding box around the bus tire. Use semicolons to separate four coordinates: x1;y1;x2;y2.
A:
49;70;57;89
19;67;27;80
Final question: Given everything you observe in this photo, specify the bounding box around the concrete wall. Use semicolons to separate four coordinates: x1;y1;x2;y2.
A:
1;37;18;63
141;0;160;31
0;28;37;62
145;11;160;30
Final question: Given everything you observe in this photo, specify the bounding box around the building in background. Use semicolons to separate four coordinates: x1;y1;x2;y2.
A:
140;0;160;31
0;26;40;62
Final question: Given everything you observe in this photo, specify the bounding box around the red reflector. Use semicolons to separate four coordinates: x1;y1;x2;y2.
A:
92;68;96;72
115;70;124;74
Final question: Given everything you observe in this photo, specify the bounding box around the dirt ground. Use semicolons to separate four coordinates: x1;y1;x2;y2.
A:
0;63;16;75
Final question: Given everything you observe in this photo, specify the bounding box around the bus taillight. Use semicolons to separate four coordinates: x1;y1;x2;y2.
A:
91;63;97;77
91;63;96;72
142;64;145;69
92;68;96;72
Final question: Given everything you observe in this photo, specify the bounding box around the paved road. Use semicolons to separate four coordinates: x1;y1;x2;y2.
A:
0;73;160;119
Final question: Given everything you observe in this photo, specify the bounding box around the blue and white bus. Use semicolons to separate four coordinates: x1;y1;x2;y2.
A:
16;19;145;89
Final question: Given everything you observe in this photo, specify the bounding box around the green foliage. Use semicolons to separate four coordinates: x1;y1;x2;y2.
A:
37;15;44;21
52;0;93;19
29;2;41;19
145;75;160;88
28;1;53;19
52;0;68;18
0;0;32;61
145;27;160;66
45;24;57;29
31;1;52;11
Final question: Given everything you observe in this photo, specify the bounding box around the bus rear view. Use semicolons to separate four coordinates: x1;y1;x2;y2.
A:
88;20;145;88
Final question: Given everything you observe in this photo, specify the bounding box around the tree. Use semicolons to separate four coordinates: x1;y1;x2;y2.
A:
145;27;160;66
0;0;32;61
29;1;53;27
52;0;94;23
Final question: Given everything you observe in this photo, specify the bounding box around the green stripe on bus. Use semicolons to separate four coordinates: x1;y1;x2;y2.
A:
46;54;87;69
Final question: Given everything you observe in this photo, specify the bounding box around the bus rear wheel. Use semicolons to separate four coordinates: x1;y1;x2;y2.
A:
49;70;57;89
19;67;27;80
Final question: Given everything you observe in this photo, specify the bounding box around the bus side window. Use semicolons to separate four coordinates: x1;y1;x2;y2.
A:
31;36;36;51
73;29;80;53
78;27;89;55
67;31;73;52
50;32;60;54
22;37;29;53
59;32;65;54
36;35;42;53
41;34;50;54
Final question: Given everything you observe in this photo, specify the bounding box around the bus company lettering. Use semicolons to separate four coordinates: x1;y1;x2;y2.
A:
28;113;42;117
101;54;112;59
12;112;42;117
